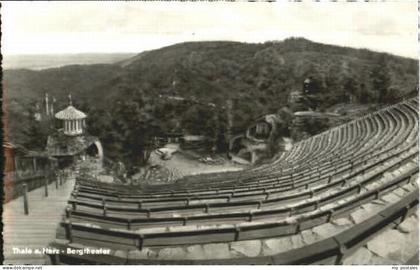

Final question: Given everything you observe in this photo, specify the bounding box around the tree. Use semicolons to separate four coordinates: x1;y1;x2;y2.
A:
343;77;358;103
21;104;53;150
370;55;391;103
358;82;369;104
87;86;165;175
181;104;218;137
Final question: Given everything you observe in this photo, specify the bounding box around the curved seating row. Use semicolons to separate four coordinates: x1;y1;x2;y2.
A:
50;97;419;264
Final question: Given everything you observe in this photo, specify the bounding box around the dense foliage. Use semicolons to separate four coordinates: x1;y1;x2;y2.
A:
4;38;418;171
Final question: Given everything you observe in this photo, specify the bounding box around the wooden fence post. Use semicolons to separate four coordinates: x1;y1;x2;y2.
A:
65;222;73;243
137;235;144;250
102;198;107;216
23;183;29;215
44;178;49;197
50;253;61;265
65;207;72;219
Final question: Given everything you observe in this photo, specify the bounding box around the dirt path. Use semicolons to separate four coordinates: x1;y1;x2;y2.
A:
149;151;245;179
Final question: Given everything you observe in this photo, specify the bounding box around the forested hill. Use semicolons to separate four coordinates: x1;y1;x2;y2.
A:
5;38;417;109
4;38;418;164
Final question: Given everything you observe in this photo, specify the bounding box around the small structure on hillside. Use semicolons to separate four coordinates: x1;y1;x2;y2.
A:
4;142;54;178
246;115;274;142
166;131;184;144
180;135;212;151
3;141;57;202
289;78;319;111
45;96;103;169
288;90;303;104
229;114;283;164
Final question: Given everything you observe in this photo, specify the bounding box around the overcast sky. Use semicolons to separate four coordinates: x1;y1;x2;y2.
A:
2;1;418;58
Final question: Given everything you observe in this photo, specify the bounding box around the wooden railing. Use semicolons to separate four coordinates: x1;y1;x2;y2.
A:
3;171;53;203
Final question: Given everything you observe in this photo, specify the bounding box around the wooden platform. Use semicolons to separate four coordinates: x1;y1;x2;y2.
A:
2;176;75;265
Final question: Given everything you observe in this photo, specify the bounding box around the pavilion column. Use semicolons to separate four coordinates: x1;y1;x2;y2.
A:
33;158;37;172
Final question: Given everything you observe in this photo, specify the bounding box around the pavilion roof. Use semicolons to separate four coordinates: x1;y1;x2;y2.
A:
55;105;87;120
